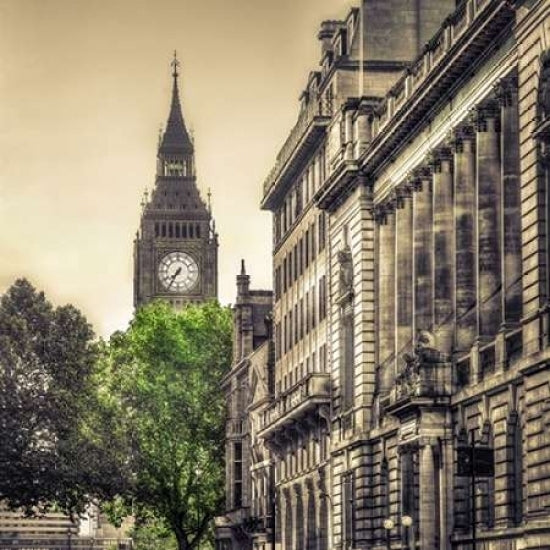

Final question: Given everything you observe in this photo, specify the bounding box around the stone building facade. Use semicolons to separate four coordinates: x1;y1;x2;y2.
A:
215;263;273;550
218;0;550;549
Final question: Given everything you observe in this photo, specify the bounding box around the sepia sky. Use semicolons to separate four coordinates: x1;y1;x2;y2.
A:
0;0;354;337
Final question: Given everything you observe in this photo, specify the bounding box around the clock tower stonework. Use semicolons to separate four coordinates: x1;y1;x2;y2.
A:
133;56;218;308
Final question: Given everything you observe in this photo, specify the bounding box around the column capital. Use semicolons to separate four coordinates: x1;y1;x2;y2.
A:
427;146;453;174
418;436;439;449
372;201;395;224
470;100;501;132
408;166;432;192
395;183;413;208
450;124;476;153
495;75;518;107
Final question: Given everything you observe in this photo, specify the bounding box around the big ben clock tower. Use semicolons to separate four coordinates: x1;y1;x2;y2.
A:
133;54;218;308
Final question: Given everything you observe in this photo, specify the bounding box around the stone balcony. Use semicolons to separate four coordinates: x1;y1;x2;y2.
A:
258;372;330;440
384;348;452;418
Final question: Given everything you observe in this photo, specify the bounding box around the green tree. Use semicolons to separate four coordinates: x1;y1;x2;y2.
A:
0;278;124;516
99;300;232;550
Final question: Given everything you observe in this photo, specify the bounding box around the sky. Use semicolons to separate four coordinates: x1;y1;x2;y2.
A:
0;0;354;337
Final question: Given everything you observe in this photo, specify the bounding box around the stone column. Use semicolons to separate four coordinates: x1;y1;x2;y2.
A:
453;126;477;354
376;204;396;393
431;148;455;355
474;102;502;339
419;440;437;550
497;76;522;326
293;485;303;550
412;167;434;334
396;187;414;358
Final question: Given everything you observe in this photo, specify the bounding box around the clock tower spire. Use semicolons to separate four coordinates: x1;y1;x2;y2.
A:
133;54;218;309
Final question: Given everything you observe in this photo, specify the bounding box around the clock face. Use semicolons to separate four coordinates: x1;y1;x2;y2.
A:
158;252;199;293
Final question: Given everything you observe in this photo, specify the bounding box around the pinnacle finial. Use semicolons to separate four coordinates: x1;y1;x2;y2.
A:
207;188;212;212
171;50;180;79
241;259;246;275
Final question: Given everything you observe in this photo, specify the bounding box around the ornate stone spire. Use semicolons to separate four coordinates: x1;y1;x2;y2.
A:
159;51;194;155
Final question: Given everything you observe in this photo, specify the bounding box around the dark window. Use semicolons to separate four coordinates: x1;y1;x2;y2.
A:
340;304;354;411
311;221;316;262
319;275;327;320
233;442;243;508
305;229;310;268
319;213;326;252
342;471;355;547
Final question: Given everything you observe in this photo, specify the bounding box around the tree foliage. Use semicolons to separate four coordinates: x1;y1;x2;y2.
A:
0;278;124;516
98;300;232;550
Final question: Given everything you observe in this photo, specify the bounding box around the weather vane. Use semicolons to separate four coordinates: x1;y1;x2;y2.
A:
171;50;180;78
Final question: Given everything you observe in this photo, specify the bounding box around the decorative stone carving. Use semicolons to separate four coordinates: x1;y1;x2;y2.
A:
337;246;353;299
394;331;446;398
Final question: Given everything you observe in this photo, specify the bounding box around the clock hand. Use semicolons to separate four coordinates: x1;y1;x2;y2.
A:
168;266;183;288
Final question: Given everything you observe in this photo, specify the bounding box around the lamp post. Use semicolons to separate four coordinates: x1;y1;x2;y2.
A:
401;515;413;550
383;518;394;550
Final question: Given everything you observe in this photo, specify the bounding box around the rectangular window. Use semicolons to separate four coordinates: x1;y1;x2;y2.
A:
289;310;293;349
311;221;316;262
299;298;304;340
341;307;354;410
283;258;287;293
342;471;355;547
305;229;310;269
319;275;327;320
319;213;326;252
311;286;316;328
234;442;243;508
305;291;310;333
275;322;281;360
294;303;298;346
293;244;298;282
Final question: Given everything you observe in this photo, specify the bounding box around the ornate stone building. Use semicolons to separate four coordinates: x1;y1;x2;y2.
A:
133;55;218;308
215;263;273;550
218;0;550;549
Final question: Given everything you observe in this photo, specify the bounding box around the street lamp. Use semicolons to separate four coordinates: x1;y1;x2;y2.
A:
401;515;413;550
383;518;394;550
